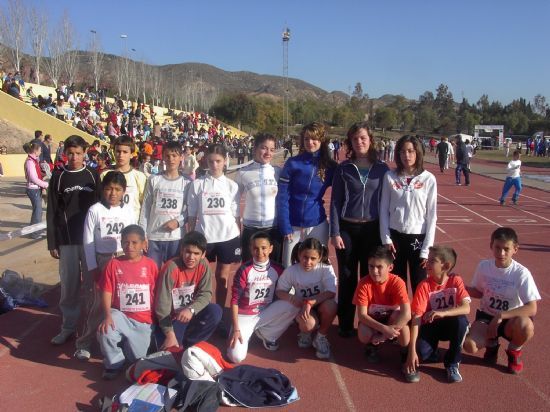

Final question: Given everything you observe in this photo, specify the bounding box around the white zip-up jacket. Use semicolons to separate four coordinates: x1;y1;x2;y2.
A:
379;169;437;259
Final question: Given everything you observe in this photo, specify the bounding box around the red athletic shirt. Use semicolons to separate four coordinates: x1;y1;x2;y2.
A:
99;256;158;324
411;274;470;321
352;274;409;319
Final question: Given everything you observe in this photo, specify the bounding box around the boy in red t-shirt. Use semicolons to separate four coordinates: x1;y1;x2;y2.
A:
353;247;413;380
405;246;470;383
98;225;158;380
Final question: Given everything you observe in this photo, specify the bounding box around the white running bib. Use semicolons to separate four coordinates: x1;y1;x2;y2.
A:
171;285;195;310
120;284;151;312
156;190;183;216
202;191;230;215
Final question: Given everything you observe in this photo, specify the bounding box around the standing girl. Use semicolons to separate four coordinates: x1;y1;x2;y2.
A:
277;122;337;268
254;238;337;360
187;144;241;330
330;122;389;337
379;135;437;293
23;141;49;239
75;171;135;360
235;133;282;263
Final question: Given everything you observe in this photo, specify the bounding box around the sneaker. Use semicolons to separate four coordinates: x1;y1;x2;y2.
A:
50;330;74;345
312;334;331;359
483;343;500;365
403;368;420;383
74;348;91;361
102;368;122;380
254;329;279;351
446;364;463;383
505;348;524;374
512;199;518;205
297;332;313;349
456;182;462;186
499;200;505;206
364;343;380;363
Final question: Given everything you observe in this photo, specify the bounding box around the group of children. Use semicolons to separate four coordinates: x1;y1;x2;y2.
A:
43;132;540;383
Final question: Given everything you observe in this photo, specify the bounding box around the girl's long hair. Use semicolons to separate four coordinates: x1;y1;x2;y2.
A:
298;122;336;181
394;135;425;175
290;238;330;265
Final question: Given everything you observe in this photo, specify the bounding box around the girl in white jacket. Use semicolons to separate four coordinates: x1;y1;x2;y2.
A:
379;135;437;293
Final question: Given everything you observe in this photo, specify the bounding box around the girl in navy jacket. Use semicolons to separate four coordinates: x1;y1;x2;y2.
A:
276;122;336;267
330;122;389;337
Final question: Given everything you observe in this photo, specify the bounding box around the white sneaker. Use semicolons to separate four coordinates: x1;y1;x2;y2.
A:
313;334;331;359
74;348;91;361
50;330;74;345
297;332;312;348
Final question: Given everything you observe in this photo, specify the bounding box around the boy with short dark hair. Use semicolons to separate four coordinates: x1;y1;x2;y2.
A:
98;225;158;380
463;227;541;374
406;245;470;383
353;246;413;380
102;135;146;222
154;231;222;350
139;141;191;269
47;135;100;345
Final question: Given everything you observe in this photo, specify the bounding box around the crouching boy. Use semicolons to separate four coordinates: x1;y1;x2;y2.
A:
154;231;222;350
463;227;541;374
98;225;158;380
405;246;470;383
353;247;413;380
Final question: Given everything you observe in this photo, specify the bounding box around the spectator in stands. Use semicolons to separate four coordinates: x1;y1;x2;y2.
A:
26;86;38;106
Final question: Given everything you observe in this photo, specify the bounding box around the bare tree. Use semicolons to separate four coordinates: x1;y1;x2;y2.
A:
44;26;64;88
0;0;26;73
89;31;104;92
149;66;163;107
60;11;79;86
138;60;148;104
27;6;48;84
114;57;124;97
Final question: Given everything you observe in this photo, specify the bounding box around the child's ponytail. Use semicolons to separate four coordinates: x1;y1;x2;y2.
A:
320;244;330;265
290;241;302;265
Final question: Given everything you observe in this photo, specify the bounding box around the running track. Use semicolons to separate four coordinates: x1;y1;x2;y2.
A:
0;159;549;411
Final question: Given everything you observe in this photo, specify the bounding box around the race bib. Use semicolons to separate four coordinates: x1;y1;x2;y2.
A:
156;190;183;216
202;191;230;215
120;284;151;312
428;288;457;311
482;289;511;315
171;285;195;310
368;304;398;319
99;217;125;239
298;284;321;299
122;185;137;208
248;281;274;306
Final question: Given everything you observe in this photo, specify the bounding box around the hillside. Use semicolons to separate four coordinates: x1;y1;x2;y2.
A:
0;45;400;106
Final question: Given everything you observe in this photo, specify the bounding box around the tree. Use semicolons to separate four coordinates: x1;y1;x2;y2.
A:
0;0;25;72
89;31;104;92
60;11;79;86
27;6;48;84
352;82;364;99
374;107;397;131
44;26;64;88
533;94;547;117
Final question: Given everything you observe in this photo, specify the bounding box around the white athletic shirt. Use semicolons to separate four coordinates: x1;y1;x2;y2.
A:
101;168;147;222
506;160;521;178
276;262;337;300
472;259;541;316
234;161;280;228
187;173;240;243
379;169;438;259
139;174;190;241
83;201;136;271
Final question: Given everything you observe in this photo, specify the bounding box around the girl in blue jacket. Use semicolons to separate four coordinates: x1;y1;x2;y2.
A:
330;122;389;337
277;122;337;267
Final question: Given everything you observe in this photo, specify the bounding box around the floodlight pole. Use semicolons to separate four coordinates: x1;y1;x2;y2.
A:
282;28;290;140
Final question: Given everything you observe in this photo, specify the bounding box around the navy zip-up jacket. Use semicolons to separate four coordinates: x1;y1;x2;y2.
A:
276;151;335;236
329;159;389;237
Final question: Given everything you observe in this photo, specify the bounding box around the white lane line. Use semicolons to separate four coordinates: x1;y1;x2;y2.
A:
476;193;550;223
518;374;550;406
436;225;446;234
519;194;550;205
438;194;502;227
329;356;356;411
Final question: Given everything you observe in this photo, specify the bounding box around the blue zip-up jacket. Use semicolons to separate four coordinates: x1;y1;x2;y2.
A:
329;159;389;237
276;151;335;236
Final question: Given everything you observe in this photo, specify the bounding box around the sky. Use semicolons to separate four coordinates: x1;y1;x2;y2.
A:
4;0;549;105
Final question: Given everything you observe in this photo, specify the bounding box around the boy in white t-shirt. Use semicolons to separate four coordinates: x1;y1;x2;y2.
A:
139;141;190;269
463;227;541;374
499;150;522;206
101;135;147;222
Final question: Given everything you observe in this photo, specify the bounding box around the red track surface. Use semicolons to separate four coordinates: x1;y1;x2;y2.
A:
1;160;549;411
